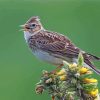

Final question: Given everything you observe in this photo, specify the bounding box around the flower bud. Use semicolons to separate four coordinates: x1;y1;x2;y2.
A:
79;67;89;74
83;78;98;83
88;89;99;97
69;63;77;68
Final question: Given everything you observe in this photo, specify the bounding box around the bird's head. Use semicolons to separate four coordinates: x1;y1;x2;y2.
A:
20;16;43;34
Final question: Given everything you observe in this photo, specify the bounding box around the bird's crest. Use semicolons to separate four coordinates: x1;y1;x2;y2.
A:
26;16;40;23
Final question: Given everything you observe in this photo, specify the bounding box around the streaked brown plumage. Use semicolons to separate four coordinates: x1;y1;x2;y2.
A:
21;16;100;74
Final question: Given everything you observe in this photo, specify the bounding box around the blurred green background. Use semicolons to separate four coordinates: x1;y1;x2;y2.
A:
0;0;100;100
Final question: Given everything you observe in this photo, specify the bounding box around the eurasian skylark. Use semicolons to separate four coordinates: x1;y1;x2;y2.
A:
21;16;100;74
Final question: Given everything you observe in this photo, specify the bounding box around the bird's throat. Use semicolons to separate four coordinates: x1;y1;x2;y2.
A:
24;31;31;42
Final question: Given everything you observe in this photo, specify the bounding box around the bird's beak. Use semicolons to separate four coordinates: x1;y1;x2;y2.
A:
19;24;28;31
20;24;25;28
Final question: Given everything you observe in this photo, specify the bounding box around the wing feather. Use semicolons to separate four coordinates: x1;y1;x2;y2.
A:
31;31;80;59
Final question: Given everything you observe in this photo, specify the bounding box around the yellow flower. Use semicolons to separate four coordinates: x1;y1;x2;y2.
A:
59;75;67;81
56;68;66;76
88;89;99;97
79;67;89;74
83;78;98;83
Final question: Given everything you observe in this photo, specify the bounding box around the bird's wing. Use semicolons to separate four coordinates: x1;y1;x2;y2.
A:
33;31;80;59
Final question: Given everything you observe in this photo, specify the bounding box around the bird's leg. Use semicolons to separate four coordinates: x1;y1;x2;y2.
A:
56;64;64;69
51;64;64;74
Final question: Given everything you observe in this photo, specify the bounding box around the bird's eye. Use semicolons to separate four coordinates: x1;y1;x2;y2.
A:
31;24;36;27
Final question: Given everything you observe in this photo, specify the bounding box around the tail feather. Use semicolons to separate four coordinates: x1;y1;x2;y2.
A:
86;53;100;61
84;59;100;75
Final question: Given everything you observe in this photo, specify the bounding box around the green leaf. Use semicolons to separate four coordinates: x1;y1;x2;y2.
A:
78;52;84;67
82;83;97;92
79;73;91;80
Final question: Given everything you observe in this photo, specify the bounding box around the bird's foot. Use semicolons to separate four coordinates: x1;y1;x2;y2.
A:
50;64;64;74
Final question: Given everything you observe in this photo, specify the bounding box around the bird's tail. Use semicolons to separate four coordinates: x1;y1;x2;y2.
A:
86;53;100;61
84;58;100;75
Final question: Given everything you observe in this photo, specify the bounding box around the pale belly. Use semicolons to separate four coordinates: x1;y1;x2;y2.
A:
32;50;90;69
33;50;63;65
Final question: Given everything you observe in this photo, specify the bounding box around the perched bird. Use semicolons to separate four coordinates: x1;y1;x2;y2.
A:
21;16;100;74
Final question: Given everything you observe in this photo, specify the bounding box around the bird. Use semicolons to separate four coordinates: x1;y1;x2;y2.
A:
20;16;100;74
